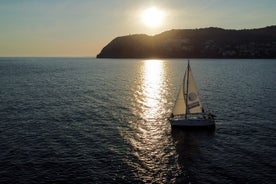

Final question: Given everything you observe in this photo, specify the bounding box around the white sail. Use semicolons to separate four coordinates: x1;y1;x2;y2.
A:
172;62;203;115
172;72;186;115
186;64;203;114
169;60;215;128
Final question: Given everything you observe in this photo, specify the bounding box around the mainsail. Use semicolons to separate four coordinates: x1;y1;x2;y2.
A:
186;63;203;114
172;61;203;115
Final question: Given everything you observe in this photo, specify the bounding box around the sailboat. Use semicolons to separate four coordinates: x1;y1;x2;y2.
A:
169;60;215;128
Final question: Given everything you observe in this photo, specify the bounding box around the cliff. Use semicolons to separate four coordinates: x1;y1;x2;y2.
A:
97;26;276;58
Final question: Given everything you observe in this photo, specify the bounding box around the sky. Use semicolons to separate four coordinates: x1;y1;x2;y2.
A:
0;0;275;57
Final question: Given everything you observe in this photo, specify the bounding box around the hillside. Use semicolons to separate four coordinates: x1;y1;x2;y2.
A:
97;26;276;58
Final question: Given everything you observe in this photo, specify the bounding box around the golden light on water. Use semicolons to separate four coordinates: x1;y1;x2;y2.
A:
141;59;165;119
122;59;180;183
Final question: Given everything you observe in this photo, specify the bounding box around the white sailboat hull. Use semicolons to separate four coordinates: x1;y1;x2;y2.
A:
169;117;215;128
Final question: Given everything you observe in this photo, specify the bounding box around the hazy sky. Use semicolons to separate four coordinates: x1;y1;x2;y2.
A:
0;0;275;57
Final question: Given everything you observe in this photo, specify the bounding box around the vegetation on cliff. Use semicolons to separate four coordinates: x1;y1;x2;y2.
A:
97;26;276;58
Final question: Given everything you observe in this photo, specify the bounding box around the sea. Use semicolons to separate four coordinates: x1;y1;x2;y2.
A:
0;58;275;184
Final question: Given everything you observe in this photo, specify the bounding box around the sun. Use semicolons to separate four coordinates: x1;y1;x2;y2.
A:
142;7;164;28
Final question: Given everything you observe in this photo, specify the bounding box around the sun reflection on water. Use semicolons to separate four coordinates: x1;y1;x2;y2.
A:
123;59;180;183
141;59;165;119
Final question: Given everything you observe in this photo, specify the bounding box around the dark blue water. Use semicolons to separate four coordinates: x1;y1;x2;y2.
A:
0;58;275;184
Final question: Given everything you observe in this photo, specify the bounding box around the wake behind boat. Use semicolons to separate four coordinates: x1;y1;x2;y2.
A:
169;60;215;128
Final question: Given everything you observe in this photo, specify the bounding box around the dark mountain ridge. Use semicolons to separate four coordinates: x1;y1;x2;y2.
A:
97;26;276;58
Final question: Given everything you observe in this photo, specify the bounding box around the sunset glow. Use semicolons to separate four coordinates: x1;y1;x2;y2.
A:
0;0;275;56
142;7;165;28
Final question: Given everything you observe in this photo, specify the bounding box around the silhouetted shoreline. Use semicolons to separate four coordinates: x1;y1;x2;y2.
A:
97;26;276;59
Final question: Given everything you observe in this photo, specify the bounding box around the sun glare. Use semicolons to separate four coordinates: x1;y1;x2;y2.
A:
142;7;164;28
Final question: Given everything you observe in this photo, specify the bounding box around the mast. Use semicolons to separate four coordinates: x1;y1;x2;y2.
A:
185;60;190;118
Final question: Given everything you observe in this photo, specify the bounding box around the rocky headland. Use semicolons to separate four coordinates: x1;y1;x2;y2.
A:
97;26;276;58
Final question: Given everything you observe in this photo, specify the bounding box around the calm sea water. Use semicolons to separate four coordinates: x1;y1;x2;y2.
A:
0;58;275;184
